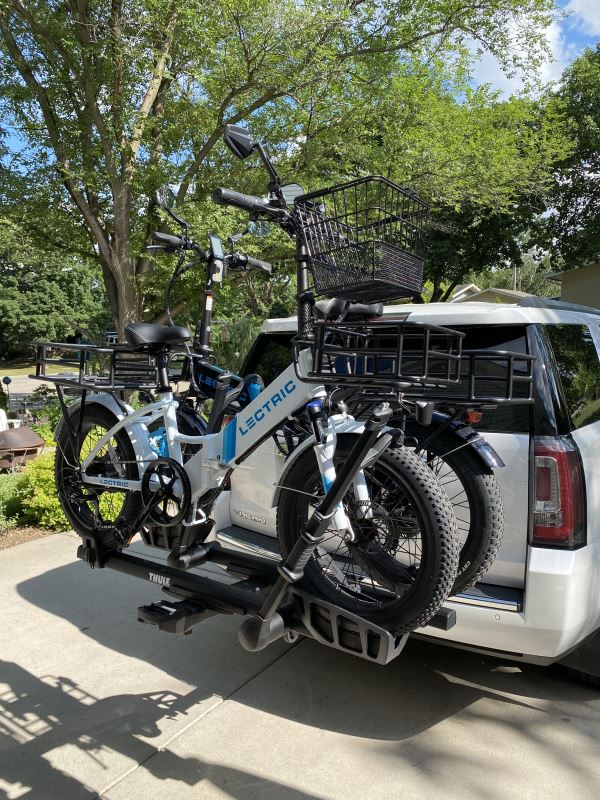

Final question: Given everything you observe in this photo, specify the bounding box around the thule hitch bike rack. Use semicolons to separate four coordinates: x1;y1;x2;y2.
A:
76;404;456;666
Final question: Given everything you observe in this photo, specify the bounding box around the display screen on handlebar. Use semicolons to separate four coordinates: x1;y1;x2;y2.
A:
210;234;224;259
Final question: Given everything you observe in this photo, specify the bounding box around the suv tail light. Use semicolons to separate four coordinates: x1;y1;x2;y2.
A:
531;436;585;548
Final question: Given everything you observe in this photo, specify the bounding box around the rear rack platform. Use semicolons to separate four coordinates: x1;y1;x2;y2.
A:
33;341;161;391
78;538;456;666
294;320;534;403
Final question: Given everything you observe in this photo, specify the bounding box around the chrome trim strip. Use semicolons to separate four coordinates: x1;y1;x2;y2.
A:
215;530;280;560
450;592;522;612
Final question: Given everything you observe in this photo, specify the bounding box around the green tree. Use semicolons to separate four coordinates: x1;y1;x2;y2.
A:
424;200;539;301
466;252;557;297
0;0;557;335
541;45;600;266
0;218;108;358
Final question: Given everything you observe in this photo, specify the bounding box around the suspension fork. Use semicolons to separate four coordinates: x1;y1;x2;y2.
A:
309;402;392;528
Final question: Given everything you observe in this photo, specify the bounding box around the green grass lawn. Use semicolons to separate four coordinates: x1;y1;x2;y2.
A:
0;362;63;378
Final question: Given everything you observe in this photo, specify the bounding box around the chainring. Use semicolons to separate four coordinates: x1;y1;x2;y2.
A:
141;457;192;527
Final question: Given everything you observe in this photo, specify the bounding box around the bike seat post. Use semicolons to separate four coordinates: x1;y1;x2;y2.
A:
156;349;171;393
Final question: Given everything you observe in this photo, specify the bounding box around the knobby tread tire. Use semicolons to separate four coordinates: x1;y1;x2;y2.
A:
403;421;505;596
55;404;143;550
277;436;459;634
453;472;504;594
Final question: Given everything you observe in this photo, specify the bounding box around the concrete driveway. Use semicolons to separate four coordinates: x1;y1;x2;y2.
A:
2;532;600;800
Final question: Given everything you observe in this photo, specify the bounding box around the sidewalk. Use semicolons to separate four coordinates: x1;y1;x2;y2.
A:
2;533;600;800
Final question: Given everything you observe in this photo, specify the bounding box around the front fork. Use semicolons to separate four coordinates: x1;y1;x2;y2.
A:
312;413;373;535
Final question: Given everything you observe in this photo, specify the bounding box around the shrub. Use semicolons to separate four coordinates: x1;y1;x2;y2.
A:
34;401;63;429
14;453;70;531
28;384;54;405
0;473;22;529
31;422;56;446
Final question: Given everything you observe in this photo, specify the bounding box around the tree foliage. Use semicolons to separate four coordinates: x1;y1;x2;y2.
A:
541;44;600;267
0;0;564;335
466;252;557;297
0;218;108;358
424;199;539;302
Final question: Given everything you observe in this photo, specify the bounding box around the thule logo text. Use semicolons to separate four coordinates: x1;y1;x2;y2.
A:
148;572;171;586
237;510;267;525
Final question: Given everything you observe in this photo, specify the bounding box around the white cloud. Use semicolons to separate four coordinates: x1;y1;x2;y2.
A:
471;19;575;98
565;0;600;36
540;20;572;83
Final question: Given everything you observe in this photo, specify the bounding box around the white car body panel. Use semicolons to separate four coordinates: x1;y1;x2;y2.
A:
227;300;600;662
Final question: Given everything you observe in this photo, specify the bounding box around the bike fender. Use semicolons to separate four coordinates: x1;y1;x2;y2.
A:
427;412;505;470
271;418;389;508
55;392;156;466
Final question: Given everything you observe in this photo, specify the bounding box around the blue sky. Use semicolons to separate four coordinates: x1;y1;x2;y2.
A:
473;0;600;95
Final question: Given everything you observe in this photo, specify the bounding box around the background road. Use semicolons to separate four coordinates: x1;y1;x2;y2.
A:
1;533;599;800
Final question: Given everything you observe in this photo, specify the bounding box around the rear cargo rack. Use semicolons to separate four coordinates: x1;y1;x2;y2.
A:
445;348;535;404
294;321;534;403
294;319;465;390
33;342;160;391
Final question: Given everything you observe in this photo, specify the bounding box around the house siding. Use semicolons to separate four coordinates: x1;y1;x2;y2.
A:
560;265;600;309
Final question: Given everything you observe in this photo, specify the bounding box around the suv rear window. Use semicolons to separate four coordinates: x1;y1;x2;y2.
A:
544;324;600;429
450;325;531;434
241;332;294;386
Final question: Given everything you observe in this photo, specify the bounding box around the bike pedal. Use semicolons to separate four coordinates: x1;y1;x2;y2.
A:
137;599;215;635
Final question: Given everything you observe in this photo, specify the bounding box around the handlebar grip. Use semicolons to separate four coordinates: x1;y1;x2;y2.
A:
153;231;184;248
212;187;273;215
243;255;272;273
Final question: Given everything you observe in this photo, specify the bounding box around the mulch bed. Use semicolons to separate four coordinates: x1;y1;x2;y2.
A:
0;526;52;550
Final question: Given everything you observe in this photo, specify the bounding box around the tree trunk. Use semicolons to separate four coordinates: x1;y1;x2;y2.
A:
430;282;444;302
111;252;141;340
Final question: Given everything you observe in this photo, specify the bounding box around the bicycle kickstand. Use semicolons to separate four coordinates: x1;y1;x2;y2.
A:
238;402;394;652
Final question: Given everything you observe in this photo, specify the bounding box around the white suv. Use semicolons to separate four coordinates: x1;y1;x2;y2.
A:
221;298;600;683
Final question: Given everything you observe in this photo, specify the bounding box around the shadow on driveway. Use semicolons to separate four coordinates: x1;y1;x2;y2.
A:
6;555;600;799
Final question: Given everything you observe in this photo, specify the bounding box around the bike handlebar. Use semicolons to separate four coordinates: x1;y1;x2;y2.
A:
212;187;285;219
231;253;272;273
153;231;185;249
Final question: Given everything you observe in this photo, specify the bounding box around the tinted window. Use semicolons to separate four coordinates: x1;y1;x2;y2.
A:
452;325;531;434
544;324;600;429
241;332;294;386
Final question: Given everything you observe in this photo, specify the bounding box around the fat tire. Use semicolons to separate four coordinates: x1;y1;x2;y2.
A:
277;436;459;634
404;422;504;595
55;404;143;550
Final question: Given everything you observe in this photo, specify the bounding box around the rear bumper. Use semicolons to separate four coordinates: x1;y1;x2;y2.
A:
420;538;600;662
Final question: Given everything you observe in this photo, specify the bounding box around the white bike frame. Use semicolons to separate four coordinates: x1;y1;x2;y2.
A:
78;349;371;532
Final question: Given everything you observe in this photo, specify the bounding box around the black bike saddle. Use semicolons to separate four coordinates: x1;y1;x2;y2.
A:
125;323;191;349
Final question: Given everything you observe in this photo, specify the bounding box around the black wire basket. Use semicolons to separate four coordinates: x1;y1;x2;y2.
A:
293;176;429;303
